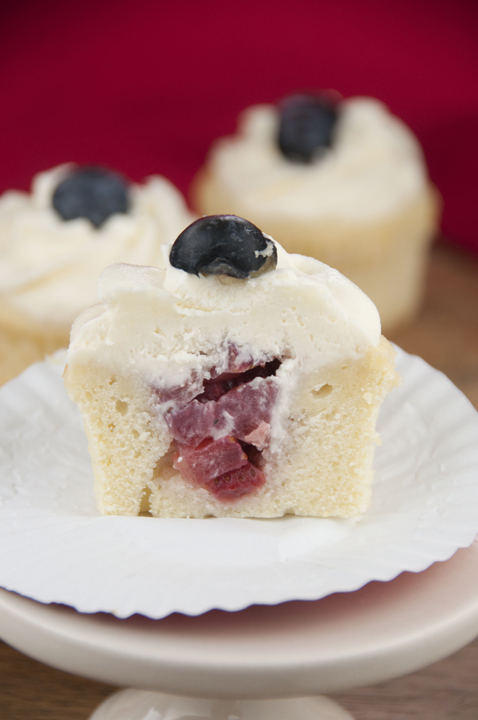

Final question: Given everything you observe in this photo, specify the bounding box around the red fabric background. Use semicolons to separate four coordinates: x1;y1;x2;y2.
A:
0;0;477;252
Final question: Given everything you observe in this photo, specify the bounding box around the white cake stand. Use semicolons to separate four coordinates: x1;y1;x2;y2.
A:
1;541;478;719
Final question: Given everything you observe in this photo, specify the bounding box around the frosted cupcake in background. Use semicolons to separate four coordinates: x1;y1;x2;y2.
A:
192;94;441;333
0;165;195;384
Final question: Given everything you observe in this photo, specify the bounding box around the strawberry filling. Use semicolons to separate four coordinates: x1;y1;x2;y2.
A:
205;463;267;501
162;354;280;501
166;375;278;449
172;436;248;485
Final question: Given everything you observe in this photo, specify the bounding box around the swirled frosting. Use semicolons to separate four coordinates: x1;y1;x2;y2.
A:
0;165;195;330
203;98;429;221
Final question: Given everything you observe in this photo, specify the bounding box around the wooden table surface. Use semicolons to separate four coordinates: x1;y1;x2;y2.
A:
0;241;477;720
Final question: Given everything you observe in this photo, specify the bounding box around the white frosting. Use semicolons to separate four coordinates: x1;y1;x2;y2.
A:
0;165;195;329
69;241;381;377
205;98;428;221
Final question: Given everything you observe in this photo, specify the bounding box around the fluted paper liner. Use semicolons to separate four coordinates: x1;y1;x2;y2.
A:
0;347;477;619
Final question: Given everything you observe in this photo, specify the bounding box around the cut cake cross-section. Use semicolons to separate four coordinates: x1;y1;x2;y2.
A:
64;215;399;518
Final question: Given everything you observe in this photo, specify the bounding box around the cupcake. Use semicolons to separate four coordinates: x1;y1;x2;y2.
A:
192;94;441;333
64;215;398;519
0;165;195;384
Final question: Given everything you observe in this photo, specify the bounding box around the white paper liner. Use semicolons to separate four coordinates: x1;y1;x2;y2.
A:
0;347;477;619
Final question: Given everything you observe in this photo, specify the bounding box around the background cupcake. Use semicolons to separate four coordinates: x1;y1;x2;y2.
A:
0;164;195;384
192;95;441;333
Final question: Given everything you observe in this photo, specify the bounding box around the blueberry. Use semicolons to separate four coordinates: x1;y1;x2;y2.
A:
170;215;277;279
277;94;338;163
52;166;130;228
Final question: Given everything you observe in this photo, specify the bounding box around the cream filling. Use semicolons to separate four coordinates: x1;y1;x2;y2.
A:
204;97;429;221
0;165;195;329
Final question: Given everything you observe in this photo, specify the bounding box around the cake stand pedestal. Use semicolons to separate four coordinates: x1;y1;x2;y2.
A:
1;541;478;720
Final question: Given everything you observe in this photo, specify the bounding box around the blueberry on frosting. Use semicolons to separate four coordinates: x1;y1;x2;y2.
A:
170;215;277;279
52;166;130;228
278;94;338;163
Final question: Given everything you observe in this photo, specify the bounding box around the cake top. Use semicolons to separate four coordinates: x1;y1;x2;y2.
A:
204;97;429;221
0;165;195;330
69;216;381;387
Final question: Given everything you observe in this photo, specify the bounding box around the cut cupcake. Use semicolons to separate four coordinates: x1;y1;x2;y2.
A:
192;94;441;333
64;215;399;519
0;164;195;384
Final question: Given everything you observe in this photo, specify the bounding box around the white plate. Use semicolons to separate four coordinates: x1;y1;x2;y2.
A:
0;347;477;619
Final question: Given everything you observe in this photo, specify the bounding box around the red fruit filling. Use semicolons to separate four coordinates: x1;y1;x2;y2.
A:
172;436;248;485
166;374;279;449
162;353;280;501
205;464;267;501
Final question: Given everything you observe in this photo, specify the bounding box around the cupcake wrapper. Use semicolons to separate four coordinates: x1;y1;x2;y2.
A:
0;347;477;619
